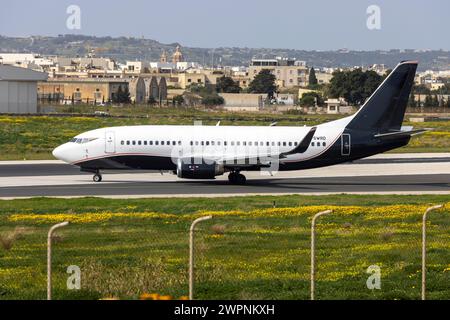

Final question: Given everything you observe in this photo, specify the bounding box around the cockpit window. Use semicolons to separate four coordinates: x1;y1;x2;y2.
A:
70;137;98;144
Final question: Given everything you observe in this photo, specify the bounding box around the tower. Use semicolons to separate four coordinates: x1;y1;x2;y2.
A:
172;46;183;64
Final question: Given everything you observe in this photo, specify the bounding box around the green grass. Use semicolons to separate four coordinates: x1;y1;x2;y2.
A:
0;195;449;300
1;111;448;160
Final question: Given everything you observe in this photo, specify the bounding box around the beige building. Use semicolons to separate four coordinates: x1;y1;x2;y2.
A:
38;78;129;104
219;93;265;111
248;58;309;88
177;72;206;89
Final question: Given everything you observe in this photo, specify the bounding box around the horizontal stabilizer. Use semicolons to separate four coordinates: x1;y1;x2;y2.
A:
374;128;430;138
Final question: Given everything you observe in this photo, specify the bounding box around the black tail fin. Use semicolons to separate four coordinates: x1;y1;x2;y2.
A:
346;61;418;132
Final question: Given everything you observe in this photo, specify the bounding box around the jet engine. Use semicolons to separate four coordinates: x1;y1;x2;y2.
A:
176;158;224;179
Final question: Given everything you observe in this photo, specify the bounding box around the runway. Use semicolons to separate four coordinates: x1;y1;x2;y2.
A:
0;153;449;198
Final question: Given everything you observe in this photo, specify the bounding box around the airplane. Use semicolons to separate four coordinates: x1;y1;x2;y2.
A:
53;60;426;185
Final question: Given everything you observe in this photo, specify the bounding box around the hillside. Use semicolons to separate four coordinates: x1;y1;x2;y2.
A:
1;34;449;71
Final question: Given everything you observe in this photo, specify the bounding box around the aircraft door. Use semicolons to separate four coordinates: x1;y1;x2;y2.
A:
105;131;116;153
341;133;351;156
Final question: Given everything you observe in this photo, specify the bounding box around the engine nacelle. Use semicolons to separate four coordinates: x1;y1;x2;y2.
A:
176;158;224;179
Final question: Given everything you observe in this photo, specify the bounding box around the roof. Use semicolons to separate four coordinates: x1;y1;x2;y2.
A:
0;64;48;81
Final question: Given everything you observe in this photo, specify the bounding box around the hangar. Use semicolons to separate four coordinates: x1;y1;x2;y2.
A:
0;64;48;113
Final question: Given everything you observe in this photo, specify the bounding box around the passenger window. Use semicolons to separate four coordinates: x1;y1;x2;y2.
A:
195;141;199;146
323;142;326;147
138;141;142;145
150;141;153;145
236;141;240;146
249;142;252;146
190;141;193;146
217;141;221;146
231;141;235;146
294;142;298;146
121;141;124;145
144;141;147;145
224;141;227;146
211;141;215;146
132;141;136;145
283;142;286;146
201;141;204;146
272;142;275;146
126;141;130;145
311;142;315;146
155;141;159;145
166;141;170;145
206;141;210;146
178;141;181;145
161;141;164;145
278;142;281;146
288;142;292;146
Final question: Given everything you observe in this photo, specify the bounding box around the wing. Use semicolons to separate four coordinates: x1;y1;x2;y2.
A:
198;127;317;169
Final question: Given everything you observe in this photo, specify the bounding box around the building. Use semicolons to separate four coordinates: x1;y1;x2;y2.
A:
0;53;55;72
38;78;129;104
315;72;333;84
219;93;265;111
172;46;184;63
248;57;309;88
0;64;48;113
325;98;354;114
128;77;146;104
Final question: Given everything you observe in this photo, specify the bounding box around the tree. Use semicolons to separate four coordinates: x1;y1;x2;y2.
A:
113;85;131;104
308;67;318;86
299;92;323;107
329;69;382;106
216;76;241;93
202;94;224;106
173;95;184;106
248;69;277;99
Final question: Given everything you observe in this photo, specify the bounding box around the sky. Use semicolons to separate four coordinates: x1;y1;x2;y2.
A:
1;0;449;50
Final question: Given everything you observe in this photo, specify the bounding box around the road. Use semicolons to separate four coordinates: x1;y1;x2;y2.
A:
0;153;449;198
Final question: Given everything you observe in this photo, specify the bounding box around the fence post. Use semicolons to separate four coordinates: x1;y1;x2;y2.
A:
47;221;69;300
422;204;442;300
311;210;332;301
189;215;212;300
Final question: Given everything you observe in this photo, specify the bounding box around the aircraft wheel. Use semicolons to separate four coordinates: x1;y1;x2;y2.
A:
228;172;237;183
93;174;102;182
236;173;247;185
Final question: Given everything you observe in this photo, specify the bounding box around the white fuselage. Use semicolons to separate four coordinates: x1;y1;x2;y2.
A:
52;116;351;169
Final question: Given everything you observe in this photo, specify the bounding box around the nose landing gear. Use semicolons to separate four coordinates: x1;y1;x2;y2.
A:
93;173;102;182
228;171;246;185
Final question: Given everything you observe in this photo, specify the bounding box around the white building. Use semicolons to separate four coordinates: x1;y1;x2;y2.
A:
0;65;48;113
0;53;54;71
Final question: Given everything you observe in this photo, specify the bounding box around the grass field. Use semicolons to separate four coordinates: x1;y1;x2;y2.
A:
0;195;448;300
0;109;449;160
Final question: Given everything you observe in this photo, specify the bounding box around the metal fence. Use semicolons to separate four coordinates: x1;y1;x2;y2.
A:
0;205;448;300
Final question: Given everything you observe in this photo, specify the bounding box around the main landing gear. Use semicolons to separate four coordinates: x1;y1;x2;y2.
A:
228;171;246;185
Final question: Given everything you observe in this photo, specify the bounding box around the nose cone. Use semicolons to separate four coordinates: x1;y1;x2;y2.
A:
52;145;63;160
52;143;73;163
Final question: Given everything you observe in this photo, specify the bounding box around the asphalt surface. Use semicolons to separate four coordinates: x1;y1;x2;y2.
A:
1;156;449;177
0;174;449;197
